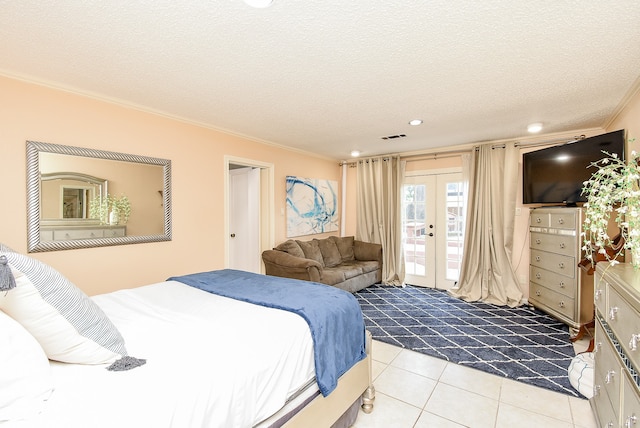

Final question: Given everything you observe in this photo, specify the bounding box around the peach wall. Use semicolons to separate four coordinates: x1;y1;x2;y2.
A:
0;75;340;295
608;87;640;152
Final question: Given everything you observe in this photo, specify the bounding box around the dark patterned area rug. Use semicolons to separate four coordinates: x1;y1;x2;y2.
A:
355;284;579;396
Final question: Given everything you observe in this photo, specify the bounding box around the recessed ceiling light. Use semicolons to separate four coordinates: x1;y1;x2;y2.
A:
244;0;273;8
350;150;361;157
527;123;543;133
409;119;423;126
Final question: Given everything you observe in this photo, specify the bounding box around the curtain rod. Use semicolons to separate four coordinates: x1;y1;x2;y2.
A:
338;135;586;166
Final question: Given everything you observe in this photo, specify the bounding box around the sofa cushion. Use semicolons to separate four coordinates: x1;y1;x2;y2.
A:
296;240;325;267
319;268;346;286
333;264;363;280
344;260;379;274
315;238;342;268
330;236;355;261
275;240;305;258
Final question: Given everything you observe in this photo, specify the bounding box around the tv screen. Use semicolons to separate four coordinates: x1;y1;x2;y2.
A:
522;129;626;205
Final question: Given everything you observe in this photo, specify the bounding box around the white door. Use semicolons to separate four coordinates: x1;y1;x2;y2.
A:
229;167;261;273
402;171;465;289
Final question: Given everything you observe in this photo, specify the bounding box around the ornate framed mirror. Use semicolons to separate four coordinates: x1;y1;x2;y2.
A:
26;141;172;252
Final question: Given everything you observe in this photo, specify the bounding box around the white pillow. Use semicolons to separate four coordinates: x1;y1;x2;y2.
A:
0;309;53;422
568;352;594;398
0;249;127;364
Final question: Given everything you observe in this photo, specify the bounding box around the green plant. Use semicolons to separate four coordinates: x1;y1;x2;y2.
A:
89;193;131;225
581;146;640;268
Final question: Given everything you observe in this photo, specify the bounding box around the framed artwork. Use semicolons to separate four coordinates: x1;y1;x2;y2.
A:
286;176;338;237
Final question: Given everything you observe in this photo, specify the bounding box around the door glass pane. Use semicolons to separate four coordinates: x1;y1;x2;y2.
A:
402;184;426;276
446;182;464;281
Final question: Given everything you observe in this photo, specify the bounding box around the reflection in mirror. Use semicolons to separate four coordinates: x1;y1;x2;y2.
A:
41;172;107;220
27;141;172;252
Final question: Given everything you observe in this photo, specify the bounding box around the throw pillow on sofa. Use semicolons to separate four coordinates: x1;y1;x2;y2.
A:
315;238;341;268
274;240;305;258
329;236;356;262
296;240;325;266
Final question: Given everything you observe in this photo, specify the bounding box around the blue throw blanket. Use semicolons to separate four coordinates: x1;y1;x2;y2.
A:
168;269;366;396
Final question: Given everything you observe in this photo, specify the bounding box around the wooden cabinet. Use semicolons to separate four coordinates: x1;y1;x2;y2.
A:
529;207;593;334
592;264;640;428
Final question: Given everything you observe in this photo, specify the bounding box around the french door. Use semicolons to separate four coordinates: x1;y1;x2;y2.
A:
402;171;465;289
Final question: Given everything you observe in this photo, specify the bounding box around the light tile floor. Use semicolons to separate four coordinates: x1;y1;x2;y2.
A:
352;338;597;428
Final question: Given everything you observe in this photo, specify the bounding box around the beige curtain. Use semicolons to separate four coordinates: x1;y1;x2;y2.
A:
355;156;405;285
448;142;523;307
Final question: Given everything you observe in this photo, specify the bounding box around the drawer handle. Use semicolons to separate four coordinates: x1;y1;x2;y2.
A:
558;218;564;224
593;384;601;396
559;281;565;288
558;262;565;269
595;342;602;353
625;414;637;428
535;290;541;296
536;218;541;223
535;238;541;244
535;273;541;279
536;256;541;262
559;242;565;249
609;306;619;321
558;301;565;308
595;289;602;301
605;370;616;384
630;334;640;351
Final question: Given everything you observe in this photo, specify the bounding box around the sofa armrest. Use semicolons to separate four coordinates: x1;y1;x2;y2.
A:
261;250;322;282
354;240;383;263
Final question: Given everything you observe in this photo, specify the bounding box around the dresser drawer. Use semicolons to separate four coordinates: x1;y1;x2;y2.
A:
592;383;619;428
622;370;640;428
595;275;608;318
530;249;576;278
53;228;103;240
595;320;622;413
530;212;550;228
530;232;576;257
607;286;640;373
103;227;126;237
529;282;575;321
529;265;576;298
549;211;577;230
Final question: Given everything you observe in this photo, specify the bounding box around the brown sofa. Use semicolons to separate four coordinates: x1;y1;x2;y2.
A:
262;236;382;292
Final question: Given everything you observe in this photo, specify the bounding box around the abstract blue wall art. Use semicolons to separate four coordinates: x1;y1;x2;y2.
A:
286;176;338;237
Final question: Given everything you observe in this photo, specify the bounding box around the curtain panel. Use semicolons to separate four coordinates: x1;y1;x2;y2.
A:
355;156;405;285
448;142;523;307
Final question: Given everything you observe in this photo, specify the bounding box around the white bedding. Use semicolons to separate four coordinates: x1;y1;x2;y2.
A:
10;280;316;428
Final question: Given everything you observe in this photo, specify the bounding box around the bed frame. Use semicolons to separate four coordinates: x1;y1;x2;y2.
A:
282;331;375;427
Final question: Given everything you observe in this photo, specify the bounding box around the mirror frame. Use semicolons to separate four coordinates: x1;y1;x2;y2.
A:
26;140;172;252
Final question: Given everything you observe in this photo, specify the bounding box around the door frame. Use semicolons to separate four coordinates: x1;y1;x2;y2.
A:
224;156;275;272
403;167;463;289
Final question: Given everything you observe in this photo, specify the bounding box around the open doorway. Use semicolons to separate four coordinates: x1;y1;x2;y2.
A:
224;156;274;273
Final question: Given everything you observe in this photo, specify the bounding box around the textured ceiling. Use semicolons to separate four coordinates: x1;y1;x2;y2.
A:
2;1;640;160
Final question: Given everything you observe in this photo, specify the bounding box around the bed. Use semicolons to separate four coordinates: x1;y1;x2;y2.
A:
0;245;375;428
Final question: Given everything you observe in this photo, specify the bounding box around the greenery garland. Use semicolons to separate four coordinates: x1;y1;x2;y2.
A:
581;146;640;268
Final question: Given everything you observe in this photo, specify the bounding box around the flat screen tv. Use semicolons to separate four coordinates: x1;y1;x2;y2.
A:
522;129;626;205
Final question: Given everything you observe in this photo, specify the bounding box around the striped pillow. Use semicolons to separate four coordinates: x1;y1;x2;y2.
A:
0;249;127;364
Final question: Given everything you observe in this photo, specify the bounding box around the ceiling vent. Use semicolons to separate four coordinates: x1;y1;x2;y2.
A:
381;134;407;140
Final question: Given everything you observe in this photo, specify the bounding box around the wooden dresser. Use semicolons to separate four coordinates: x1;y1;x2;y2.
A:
592;264;640;427
529;207;593;334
